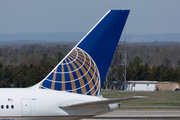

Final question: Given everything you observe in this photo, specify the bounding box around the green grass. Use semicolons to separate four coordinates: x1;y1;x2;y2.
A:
100;90;180;110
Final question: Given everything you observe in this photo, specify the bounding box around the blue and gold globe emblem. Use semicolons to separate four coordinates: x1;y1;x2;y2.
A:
39;47;101;96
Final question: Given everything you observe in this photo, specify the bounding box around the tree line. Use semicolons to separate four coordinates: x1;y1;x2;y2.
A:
0;42;180;88
1;55;180;88
126;56;180;83
127;44;180;68
1;41;180;68
0;42;75;66
0;52;62;88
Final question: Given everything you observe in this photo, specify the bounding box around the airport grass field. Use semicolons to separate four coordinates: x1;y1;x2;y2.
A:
100;90;180;110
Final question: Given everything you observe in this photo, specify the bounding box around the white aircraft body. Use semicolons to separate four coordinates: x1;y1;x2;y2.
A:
0;10;144;120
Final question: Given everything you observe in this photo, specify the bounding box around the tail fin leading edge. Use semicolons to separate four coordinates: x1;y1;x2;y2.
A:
35;10;130;96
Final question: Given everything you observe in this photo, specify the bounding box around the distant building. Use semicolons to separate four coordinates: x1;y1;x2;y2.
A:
155;82;180;91
127;81;158;91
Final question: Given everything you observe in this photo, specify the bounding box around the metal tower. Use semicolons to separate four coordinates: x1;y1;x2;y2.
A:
105;40;127;90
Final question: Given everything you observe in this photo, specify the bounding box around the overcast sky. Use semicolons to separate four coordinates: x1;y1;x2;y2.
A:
0;0;180;35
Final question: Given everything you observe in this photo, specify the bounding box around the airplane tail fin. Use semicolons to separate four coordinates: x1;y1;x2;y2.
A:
31;10;130;96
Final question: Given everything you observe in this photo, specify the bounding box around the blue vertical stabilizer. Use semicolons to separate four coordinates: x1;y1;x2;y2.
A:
36;10;130;96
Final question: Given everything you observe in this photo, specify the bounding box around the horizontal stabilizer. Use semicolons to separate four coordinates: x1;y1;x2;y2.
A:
59;96;146;109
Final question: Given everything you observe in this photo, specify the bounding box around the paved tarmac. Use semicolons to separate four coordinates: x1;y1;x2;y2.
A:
82;110;180;120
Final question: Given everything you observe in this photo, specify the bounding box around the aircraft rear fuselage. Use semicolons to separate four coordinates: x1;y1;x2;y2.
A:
0;88;116;120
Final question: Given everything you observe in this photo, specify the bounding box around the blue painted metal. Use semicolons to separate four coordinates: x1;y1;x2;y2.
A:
78;10;130;88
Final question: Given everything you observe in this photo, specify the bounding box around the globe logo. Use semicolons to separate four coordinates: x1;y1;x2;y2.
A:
40;47;101;96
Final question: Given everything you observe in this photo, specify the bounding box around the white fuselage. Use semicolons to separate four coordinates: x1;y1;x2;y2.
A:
0;88;115;120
